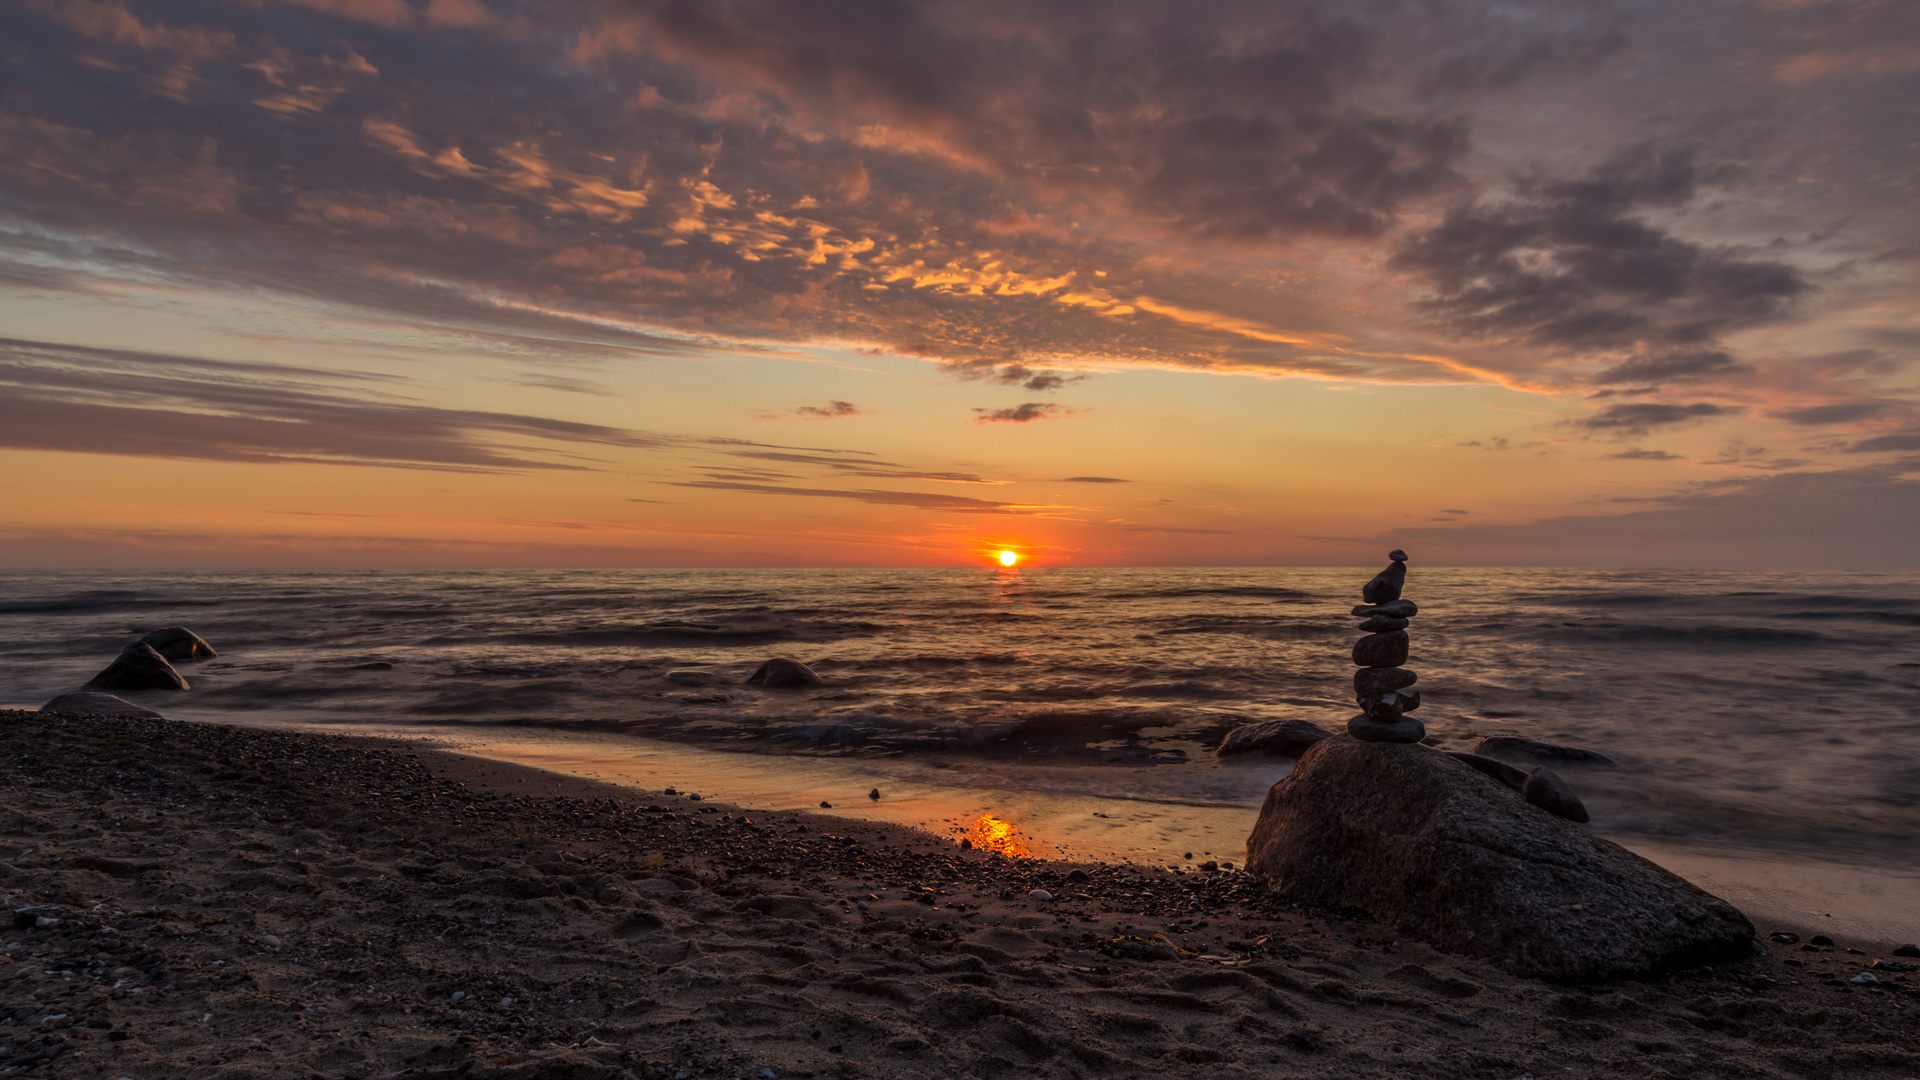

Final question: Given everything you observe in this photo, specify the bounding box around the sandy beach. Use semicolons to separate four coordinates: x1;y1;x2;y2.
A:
4;707;1917;1080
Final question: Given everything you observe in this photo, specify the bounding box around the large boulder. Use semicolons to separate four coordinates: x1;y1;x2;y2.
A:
745;658;825;689
41;692;166;721
138;626;216;661
84;643;188;691
1244;735;1758;983
1216;719;1333;759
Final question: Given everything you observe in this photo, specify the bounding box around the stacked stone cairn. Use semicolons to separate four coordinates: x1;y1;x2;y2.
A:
1348;550;1425;743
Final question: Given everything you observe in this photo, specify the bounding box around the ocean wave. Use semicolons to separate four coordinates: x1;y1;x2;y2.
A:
0;595;227;615
1565;624;1828;645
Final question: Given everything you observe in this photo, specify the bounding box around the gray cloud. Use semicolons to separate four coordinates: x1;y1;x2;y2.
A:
1770;402;1900;425
792;400;867;419
1576;402;1732;435
1848;431;1920;453
1060;476;1130;483
973;402;1072;424
665;480;1032;514
1603;448;1684;461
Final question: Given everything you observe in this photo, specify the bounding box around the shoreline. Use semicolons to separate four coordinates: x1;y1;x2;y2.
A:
4;707;1917;1079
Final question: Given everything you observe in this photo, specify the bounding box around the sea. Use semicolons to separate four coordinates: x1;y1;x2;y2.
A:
3;566;1917;941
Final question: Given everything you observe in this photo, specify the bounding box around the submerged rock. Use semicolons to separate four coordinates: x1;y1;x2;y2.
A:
137;626;216;662
1522;767;1590;823
1244;735;1758;983
1216;719;1334;759
40;692;166;721
1474;735;1617;768
1445;751;1527;791
84;643;188;692
744;658;825;689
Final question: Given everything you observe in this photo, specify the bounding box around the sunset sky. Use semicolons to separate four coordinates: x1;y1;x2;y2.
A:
3;0;1917;567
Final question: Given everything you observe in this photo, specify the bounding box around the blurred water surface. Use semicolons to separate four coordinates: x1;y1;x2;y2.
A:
3;565;1916;879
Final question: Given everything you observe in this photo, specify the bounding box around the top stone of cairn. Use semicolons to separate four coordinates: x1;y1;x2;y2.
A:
1361;549;1409;605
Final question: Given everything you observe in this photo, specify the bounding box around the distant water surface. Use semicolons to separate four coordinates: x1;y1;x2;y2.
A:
3;567;1916;933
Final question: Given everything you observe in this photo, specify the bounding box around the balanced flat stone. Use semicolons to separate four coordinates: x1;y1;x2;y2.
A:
1362;559;1407;605
1347;714;1425;743
1216;718;1334;759
1360;690;1420;720
84;642;188;691
1351;599;1417;619
1354;667;1418;696
1356;614;1409;633
137;626;216;661
1474;735;1617;768
1244;736;1760;983
1522;767;1591;822
744;657;825;689
1351;629;1410;668
40;692;166;721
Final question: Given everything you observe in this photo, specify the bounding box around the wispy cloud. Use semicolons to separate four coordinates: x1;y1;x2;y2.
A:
665;481;1035;515
972;402;1077;425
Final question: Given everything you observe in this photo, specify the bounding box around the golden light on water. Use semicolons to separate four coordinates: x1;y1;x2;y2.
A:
971;814;1031;858
997;550;1019;566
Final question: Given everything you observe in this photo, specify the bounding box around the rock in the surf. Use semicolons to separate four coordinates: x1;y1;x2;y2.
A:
1216;719;1334;759
1445;751;1528;791
1351;630;1410;668
744;658;825;689
40;692;166;721
84;643;188;691
1347;714;1426;743
1244;735;1759;982
137;626;216;661
1474;735;1617;768
1354;667;1418;696
1522;767;1590;823
1362;553;1408;604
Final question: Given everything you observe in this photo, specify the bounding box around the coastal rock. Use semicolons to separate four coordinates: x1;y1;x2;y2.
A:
1362;560;1408;605
1216;719;1334;759
84;643;188;691
1354;667;1418;696
1444;751;1527;792
40;692;166;721
1356;614;1409;633
744;658;825;689
1352;630;1410;668
137;626;216;661
1244;736;1758;982
1474;735;1617;768
1347;714;1425;743
1351;599;1417;620
1522;767;1590;823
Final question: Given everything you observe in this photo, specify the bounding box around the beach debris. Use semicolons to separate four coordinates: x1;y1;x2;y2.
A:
1473;735;1617;768
744;657;825;689
1215;718;1333;760
1242;732;1760;982
39;692;166;721
137;626;217;661
868;788;881;801
1348;551;1424;744
819;800;832;808
84;642;188;692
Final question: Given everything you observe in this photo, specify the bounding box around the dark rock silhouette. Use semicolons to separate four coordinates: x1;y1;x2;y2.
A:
1521;767;1590;823
84;643;188;691
1354;667;1418;696
1244;736;1759;982
1347;715;1426;743
1361;553;1408;604
1445;750;1528;791
41;692;166;721
1216;719;1334;759
1351;630;1410;668
1474;735;1617;768
745;658;825;689
138;626;216;661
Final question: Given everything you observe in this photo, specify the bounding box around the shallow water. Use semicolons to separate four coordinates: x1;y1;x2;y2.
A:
4;566;1917;938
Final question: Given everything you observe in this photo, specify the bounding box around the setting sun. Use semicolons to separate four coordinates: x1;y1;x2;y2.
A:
997;550;1019;566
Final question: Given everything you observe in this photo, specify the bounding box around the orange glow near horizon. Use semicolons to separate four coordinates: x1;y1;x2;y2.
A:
971;814;1031;858
997;549;1019;566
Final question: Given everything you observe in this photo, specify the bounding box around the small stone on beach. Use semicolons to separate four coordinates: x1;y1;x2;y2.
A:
1029;889;1052;902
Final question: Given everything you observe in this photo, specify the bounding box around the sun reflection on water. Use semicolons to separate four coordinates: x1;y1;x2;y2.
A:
970;814;1031;858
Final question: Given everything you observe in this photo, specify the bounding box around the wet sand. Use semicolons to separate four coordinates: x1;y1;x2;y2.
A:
4;707;1918;1080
